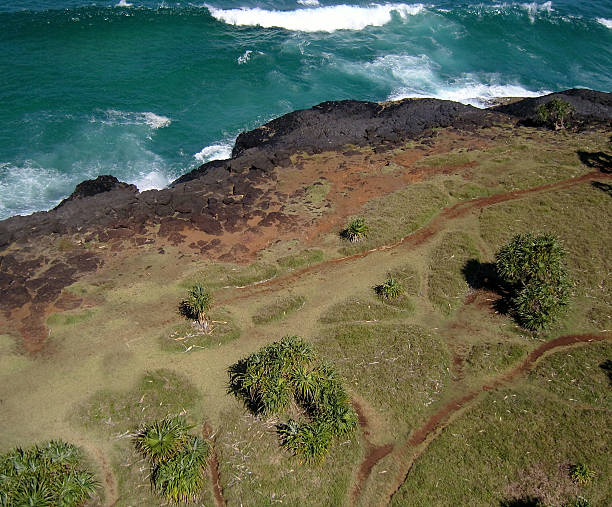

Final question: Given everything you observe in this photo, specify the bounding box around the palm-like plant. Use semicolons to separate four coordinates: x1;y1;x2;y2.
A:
0;441;98;506
375;277;405;300
134;417;191;464
152;436;209;504
278;420;332;464
570;463;595;485
536;98;575;130
179;284;214;333
496;233;571;331
341;218;369;242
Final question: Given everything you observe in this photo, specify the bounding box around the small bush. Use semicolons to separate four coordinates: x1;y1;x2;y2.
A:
179;284;213;333
134;418;210;504
278;420;333;464
133;417;191;464
536;98;575;130
151;436;209;504
228;337;357;464
341;218;369;242
0;441;98;506
570;463;595;485
375;277;405;300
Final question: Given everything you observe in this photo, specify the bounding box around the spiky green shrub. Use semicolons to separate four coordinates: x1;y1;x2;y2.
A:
0;441;98;506
151;436;209;504
228;337;357;464
179;284;214;333
536;98;575;130
566;497;591;507
134;417;191;464
495;233;571;330
228;336;314;415
570;463;595;485
277;420;333;464
341;217;369;242
375;277;405;300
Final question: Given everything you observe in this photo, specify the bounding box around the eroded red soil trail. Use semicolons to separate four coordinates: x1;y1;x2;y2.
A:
380;332;612;504
221;170;610;304
202;423;226;507
351;401;394;503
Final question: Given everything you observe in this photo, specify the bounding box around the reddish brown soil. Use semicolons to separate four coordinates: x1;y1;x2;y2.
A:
350;400;394;503
202;423;226;507
383;332;612;504
220;169;611;305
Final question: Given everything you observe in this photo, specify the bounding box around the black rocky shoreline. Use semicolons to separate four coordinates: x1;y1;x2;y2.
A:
0;88;610;247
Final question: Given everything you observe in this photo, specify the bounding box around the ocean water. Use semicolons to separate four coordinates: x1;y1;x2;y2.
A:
0;0;610;219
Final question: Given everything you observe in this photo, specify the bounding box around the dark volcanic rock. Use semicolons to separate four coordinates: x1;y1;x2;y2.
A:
1;91;610;248
493;88;612;125
55;175;137;209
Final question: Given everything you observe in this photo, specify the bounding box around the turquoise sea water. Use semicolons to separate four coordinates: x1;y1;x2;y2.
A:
0;0;611;219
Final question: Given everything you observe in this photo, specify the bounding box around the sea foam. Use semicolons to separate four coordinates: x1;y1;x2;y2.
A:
348;53;549;108
597;17;612;29
194;141;234;163
205;3;424;32
93;110;171;129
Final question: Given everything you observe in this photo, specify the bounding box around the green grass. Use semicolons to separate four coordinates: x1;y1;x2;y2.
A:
479;183;612;333
464;342;528;376
317;323;451;436
216;404;361;506
47;309;95;327
428;231;480;315
444;178;492;200
339;182;449;255
528;341;612;408
183;262;279;289
419;150;479;169
252;295;306;325
76;369;200;433
319;297;411;324
392;342;612;506
277;249;324;270
160;308;240;352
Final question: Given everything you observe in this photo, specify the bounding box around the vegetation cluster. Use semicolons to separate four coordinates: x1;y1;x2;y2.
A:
0;441;97;506
228;336;358;463
496;233;571;330
133;417;209;504
536;98;575;130
179;283;214;333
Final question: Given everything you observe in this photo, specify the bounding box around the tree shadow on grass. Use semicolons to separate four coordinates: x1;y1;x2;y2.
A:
462;259;512;314
500;497;545;507
591;181;612;198
577;150;611;173
599;359;612;386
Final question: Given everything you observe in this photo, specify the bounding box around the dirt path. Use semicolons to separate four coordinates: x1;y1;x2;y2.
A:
83;445;118;507
377;332;612;505
350;400;394;504
203;423;226;507
220;170;610;303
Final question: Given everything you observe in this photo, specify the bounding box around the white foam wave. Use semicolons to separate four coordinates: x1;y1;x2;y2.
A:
0;162;77;219
520;1;553;22
297;0;320;5
597;17;612;29
348;54;550;108
238;50;253;64
194;142;234;163
116;0;133;6
205;3;424;32
131;170;172;192
93;110;171;129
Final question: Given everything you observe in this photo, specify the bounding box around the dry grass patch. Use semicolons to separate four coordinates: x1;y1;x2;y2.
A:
252;295;306;325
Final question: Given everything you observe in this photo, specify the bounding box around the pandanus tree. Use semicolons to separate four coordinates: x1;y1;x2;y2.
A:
228;336;357;464
341;217;369;242
0;441;98;506
179;283;214;333
375;277;405;300
495;233;571;330
536;98;575;130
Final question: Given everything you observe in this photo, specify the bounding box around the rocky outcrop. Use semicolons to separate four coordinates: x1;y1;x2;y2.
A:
493;88;612;125
1;90;610;248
